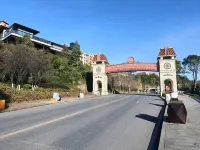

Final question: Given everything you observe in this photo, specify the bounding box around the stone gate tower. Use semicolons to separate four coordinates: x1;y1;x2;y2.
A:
92;53;108;95
158;46;177;94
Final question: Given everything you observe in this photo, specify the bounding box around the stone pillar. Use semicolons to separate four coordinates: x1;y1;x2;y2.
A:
92;63;108;96
159;58;177;96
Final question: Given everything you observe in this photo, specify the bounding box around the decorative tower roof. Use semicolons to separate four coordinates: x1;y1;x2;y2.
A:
93;53;108;63
158;46;176;58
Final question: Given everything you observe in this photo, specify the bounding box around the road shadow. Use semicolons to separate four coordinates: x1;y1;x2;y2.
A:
149;103;164;107
135;114;158;124
147;104;166;150
154;98;162;101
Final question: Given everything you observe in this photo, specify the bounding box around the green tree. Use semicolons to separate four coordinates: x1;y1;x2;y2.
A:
182;55;200;92
1;44;34;89
15;34;35;48
28;49;50;89
176;60;184;74
140;74;149;90
69;41;81;66
177;75;190;91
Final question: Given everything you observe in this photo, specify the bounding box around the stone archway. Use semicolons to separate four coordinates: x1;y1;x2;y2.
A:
97;80;102;89
164;79;173;92
92;47;178;96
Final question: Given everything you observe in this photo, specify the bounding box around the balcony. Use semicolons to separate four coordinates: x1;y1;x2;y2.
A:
32;35;51;45
3;29;51;45
50;45;63;51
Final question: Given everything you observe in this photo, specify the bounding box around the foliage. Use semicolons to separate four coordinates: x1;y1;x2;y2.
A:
138;73;159;89
0;35;92;103
23;84;32;89
0;35;91;88
0;83;79;103
182;55;200;92
15;34;35;48
176;60;184;74
0;43;50;88
68;41;81;66
169;100;183;104
1;44;32;85
50;54;91;85
107;72;159;93
177;75;191;91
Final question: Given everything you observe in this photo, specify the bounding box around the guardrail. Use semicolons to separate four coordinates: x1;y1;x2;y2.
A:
50;45;63;51
3;30;51;45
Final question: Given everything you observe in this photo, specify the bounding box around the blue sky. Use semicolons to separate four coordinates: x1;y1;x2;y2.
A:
1;0;200;65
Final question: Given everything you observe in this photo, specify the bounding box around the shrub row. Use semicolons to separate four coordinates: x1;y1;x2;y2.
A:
0;83;79;103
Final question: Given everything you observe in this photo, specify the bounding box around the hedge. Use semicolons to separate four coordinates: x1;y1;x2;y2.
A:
0;83;79;103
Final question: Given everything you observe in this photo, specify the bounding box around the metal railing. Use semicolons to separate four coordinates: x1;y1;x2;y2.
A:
32;35;51;45
3;30;51;45
50;45;63;51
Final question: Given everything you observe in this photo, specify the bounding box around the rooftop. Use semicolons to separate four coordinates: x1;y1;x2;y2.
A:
93;53;108;62
10;23;40;35
158;46;176;57
0;20;9;25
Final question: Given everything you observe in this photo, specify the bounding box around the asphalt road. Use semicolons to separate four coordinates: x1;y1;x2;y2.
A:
0;94;164;150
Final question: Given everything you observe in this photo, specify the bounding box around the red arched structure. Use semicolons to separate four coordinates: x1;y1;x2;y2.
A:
92;47;178;96
105;63;158;73
92;53;158;73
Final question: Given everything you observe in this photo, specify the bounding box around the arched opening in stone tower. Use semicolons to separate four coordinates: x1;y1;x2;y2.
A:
97;80;102;91
164;79;173;93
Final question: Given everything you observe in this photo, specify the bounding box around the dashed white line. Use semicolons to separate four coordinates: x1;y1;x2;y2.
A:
137;101;139;103
0;95;130;139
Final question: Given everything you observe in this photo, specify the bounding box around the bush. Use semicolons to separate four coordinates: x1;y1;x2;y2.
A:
23;84;32;89
0;83;79;103
169;100;183;104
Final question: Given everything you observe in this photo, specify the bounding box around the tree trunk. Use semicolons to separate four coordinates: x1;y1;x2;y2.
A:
17;84;21;90
32;85;35;91
11;74;14;88
194;71;198;92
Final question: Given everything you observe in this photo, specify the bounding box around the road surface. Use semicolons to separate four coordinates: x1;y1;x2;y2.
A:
0;94;164;150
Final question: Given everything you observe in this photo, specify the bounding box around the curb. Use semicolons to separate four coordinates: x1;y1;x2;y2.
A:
158;105;167;150
147;97;166;150
1;95;98;113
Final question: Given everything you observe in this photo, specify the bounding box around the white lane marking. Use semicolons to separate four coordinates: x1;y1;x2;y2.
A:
137;101;139;103
0;95;131;139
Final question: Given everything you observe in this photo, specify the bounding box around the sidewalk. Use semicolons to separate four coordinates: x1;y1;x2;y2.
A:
3;95;96;112
159;95;200;150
